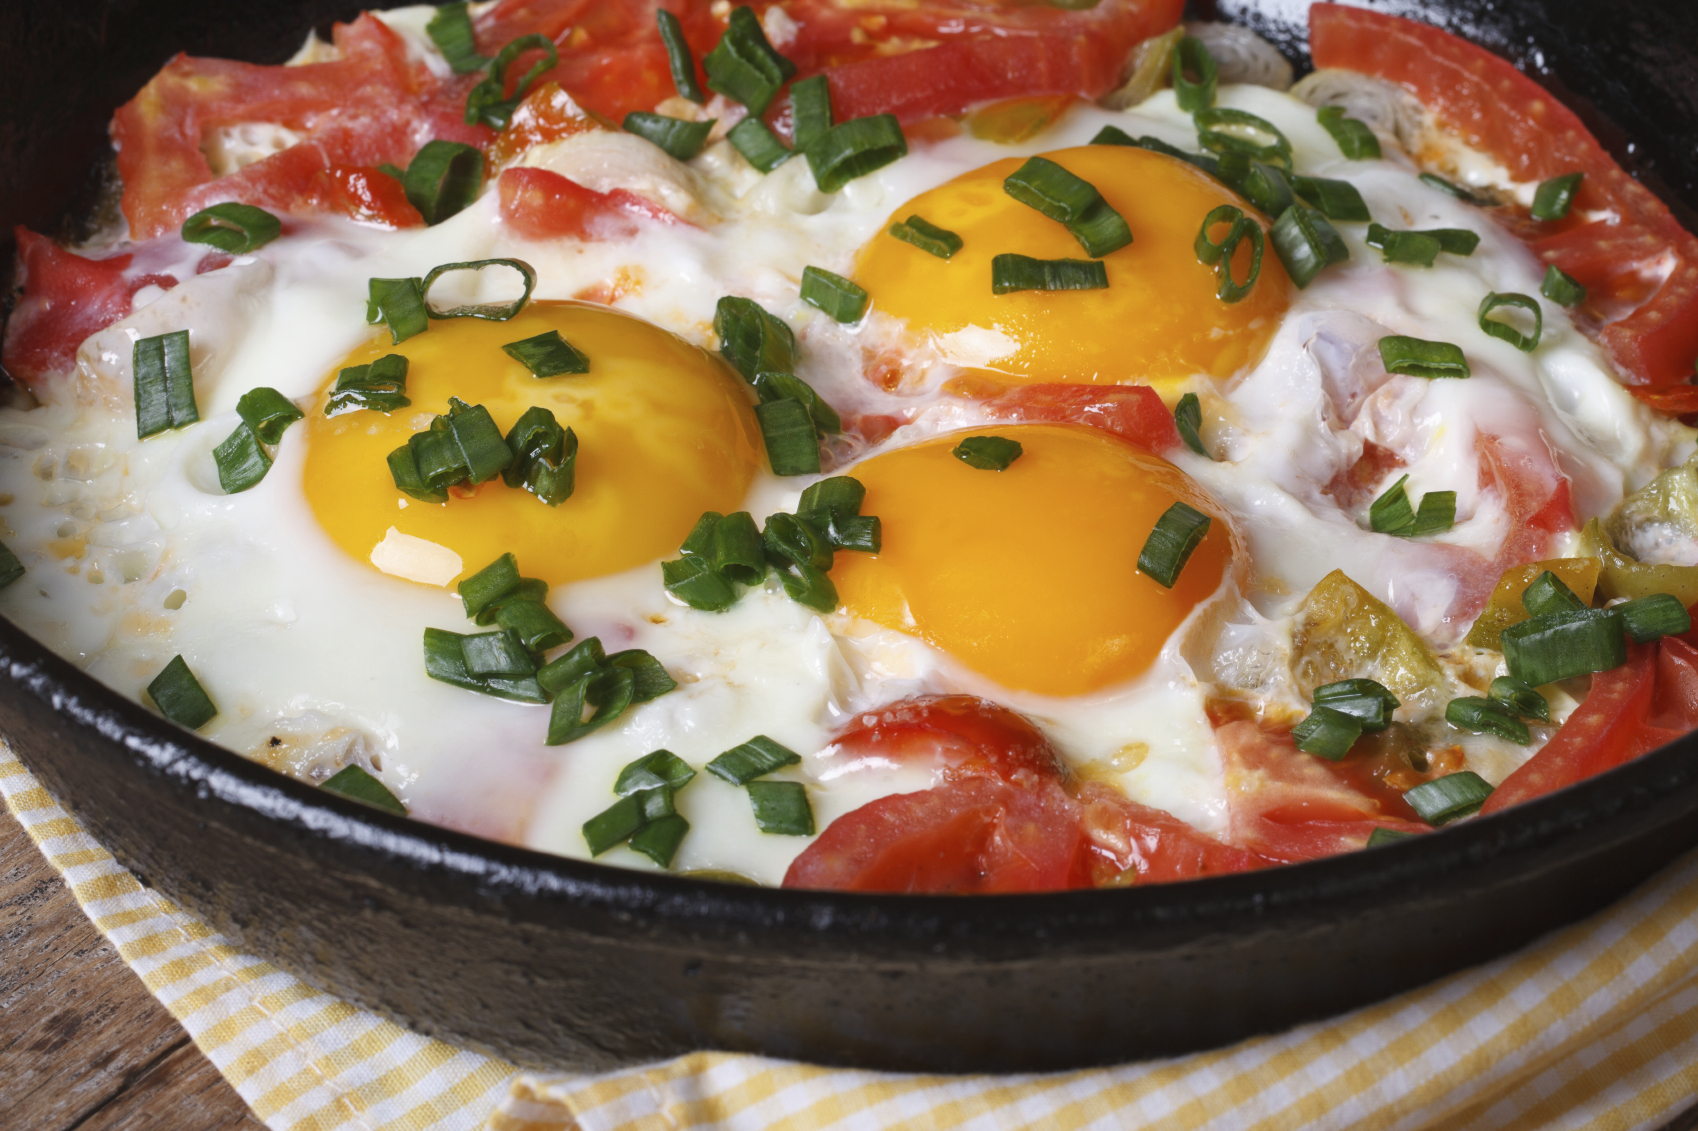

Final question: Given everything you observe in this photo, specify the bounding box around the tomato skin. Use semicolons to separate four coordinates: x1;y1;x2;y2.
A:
823;694;1067;786
498;166;676;240
1308;3;1698;393
1;229;163;387
1077;781;1276;885
977;383;1182;454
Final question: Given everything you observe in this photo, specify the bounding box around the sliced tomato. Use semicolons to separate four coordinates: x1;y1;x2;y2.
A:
977;383;1181;454
1309;3;1698;392
819;694;1066;787
1;228;169;386
497;166;676;240
1076;781;1276;885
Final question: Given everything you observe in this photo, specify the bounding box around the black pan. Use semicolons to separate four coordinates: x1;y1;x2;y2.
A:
2;0;1696;1075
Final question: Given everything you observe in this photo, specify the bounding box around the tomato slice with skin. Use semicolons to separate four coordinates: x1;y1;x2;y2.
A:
1309;3;1698;392
1076;781;1278;885
818;694;1067;788
497;167;677;240
977;383;1182;454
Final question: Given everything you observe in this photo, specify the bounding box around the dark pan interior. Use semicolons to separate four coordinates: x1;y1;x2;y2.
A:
1;0;1697;1074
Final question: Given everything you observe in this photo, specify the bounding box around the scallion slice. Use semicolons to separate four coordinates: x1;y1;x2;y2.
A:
656;9;705;103
890;215;963;259
502;329;589;377
583;794;647;856
1522;569;1586;617
1366;225;1438;267
1379;335;1470;379
746;780;814;835
1366;827;1414;848
714;296;795;380
1292;704;1363;761
214;423;271;494
616;749;698;796
709;510;767;585
1368;474;1415;534
790;74;832;151
990;253;1108;295
764;511;833;572
1174;392;1210;458
624;111;716;161
548;665;636;745
1501;608;1627;687
1487;677;1550;722
402;140;484;226
236;387;303;444
493;598;572;652
1404;771;1493;825
1477;292;1543;352
662;553;737;611
180;202;282;254
804;114;907;194
1194;107;1292;170
727;116;791;172
1410;491;1457;536
447;398;513;483
1193;204;1263;303
797;477;866;527
387;445;445;504
952;434;1023;471
367;277;429;343
608;648;678;702
679;511;722;557
826;515;881;554
536;636;607;695
1313;678;1399;731
1531;172;1583;221
1291;176;1371;223
706;735;801;785
1615;593;1692;643
1269;205;1348;288
703;5;796;116
321;764;408;815
464;33;557;129
755;397;822;476
751;371;842;436
0;541;24;589
502;406;577;505
133;330;198;438
799;266;867;323
420;259;537;322
1446;696;1530;744
426;1;488;74
326;354;410;416
775;561;837;612
1417;173;1494;206
1216;154;1294;219
146;654;217;730
460;627;537;679
1316;106;1381;160
1171;35;1218;112
1137;502;1211;589
1541;264;1587;307
1002;156;1131;258
629;814;690;866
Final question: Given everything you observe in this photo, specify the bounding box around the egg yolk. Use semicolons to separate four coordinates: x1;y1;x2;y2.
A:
303;301;762;587
854;146;1290;386
831;424;1233;697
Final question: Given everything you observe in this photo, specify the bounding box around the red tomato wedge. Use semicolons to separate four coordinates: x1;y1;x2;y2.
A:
1076;781;1277;885
111;15;484;240
1309;3;1698;393
497;167;677;240
978;383;1181;454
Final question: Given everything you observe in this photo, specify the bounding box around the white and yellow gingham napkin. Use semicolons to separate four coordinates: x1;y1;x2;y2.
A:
6;741;1697;1131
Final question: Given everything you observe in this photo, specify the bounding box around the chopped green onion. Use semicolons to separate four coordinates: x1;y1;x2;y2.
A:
1216;154;1294;219
889;215;963;259
460;628;537;680
1137;502;1211;589
378;163;405;182
797;477;866;527
180;202;282;254
1269;205;1348;288
990;254;1108;295
1366;827;1414;848
624;111;716;161
1194;107;1292;170
1192;204;1264;303
133;330;198;438
790;74;832;151
502;407;577;506
679;510;722;557
1092;128;1221;175
1316;106;1381;160
536;636;607;696
1531;172;1583;221
547;665;636;745
1291;176;1371;222
402;140;485;226
629;814;690;866
1502;608;1627;687
1067;199;1135;259
1488;677;1550;722
1379;335;1470;379
465;33;557;129
426;1;488;74
1541;264;1587;307
728;116;791;172
472;575;546;626
616;749;698;796
392;399;514;498
764;512;833;572
214;423;271;494
1171;35;1217;112
387;445;445;504
1522;570;1586;617
707;735;801;785
1174;392;1210;458
583;794;647;856
1368;475;1415;534
146;654;217;730
952;434;1023;471
325;354;410;416
422;259;537;321
1410;491;1456;536
1404;771;1493;825
799;266;867;323
1002;156;1132;258
1446;696;1531;744
1313;678;1400;731
367;276;429;344
0;540;24;589
1615;593;1692;643
1292;704;1363;761
321;765;408;815
746;779;814;835
1366;223;1478;266
714;296;795;380
607;648;678;702
492;598;572;652
804;114;907;194
751;371;841;436
827;515;881;554
755;398;821;476
702;5;796;115
1417;173;1494;206
709;510;766;584
656;9;705;103
1478;292;1543;352
662;553;737;611
502;330;589;377
775;562;837;612
236;387;302;444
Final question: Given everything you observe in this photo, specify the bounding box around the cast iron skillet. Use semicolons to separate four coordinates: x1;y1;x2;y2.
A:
2;0;1697;1075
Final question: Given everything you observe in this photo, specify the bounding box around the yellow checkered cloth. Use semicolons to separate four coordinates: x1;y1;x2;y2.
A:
5;743;1696;1131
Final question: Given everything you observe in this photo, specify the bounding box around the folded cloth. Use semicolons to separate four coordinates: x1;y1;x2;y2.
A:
5;743;1695;1131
